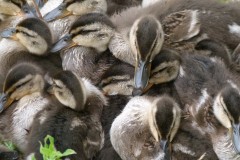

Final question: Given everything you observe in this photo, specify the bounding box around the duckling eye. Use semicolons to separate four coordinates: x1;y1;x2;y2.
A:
22;6;29;14
57;91;63;96
59;5;64;11
63;36;70;42
32;41;38;45
97;34;107;39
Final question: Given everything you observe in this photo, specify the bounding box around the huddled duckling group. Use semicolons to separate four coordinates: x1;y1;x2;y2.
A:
0;0;240;160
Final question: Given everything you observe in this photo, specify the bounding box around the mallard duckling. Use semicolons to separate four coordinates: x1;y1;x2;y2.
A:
0;62;49;152
1;17;52;55
141;48;240;159
0;0;39;33
188;85;240;160
25;70;107;160
99;61;135;95
94;62;134;160
41;0;107;42
0;17;62;86
110;95;181;160
43;0;107;21
109;0;240;64
51;13;118;85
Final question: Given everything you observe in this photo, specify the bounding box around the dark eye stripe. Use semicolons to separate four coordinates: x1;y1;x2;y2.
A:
16;29;35;38
15;78;32;89
72;29;100;38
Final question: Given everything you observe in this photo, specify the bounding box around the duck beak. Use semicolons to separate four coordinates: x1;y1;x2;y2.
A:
0;93;13;113
19;2;38;17
0;28;18;41
51;34;77;52
232;123;240;153
134;60;151;95
160;139;172;160
43;3;72;22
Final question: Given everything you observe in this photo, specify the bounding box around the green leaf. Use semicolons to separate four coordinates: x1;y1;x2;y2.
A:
38;135;77;160
62;149;76;156
45;135;55;151
3;141;16;151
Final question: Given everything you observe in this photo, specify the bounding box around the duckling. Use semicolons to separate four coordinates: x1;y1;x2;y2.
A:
41;0;108;43
0;0;38;33
188;85;240;160
0;62;49;152
99;61;135;95
51;13;119;85
110;95;181;160
0;17;62;85
94;62;134;160
109;0;240;64
1;17;52;55
141;49;240;159
25;70;107;160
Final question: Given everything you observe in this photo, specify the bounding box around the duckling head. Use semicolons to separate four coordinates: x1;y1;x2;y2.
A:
46;71;87;111
43;0;107;22
1;17;52;55
51;13;115;53
213;86;240;153
129;15;164;94
0;0;37;16
148;96;181;160
133;49;181;96
0;62;45;113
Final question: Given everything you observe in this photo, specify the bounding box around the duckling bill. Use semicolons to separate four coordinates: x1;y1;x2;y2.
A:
0;92;12;113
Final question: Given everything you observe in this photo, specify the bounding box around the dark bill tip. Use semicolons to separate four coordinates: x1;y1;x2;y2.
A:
160;140;171;160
